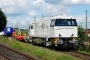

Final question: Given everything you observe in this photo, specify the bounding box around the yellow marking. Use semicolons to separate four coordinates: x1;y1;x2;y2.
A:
73;37;77;40
54;38;59;43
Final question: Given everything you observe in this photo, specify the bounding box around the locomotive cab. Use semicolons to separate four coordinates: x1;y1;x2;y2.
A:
50;19;78;49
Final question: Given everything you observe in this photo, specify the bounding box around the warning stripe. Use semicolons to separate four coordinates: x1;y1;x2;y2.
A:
54;38;59;43
73;37;77;40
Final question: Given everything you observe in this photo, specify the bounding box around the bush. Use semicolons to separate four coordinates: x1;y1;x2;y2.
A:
78;26;88;51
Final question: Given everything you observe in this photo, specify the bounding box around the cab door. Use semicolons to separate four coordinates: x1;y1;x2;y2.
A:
50;19;55;37
29;25;34;37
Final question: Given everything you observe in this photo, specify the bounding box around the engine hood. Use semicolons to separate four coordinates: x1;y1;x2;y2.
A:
54;26;78;37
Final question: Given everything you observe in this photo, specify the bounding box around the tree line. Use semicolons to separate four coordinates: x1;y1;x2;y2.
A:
0;9;7;32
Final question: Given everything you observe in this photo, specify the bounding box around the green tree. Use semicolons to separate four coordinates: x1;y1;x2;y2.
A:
78;26;88;51
0;9;7;32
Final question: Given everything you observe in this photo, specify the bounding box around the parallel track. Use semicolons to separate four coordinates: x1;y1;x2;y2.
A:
62;50;90;60
0;51;11;60
0;43;42;60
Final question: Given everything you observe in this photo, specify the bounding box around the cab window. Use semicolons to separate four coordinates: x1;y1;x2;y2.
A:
31;25;33;29
50;19;55;27
55;19;77;26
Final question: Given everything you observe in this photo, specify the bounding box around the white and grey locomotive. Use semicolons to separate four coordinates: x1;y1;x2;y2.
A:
28;15;78;49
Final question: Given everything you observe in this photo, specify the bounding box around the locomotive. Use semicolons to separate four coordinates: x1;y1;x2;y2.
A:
28;15;78;50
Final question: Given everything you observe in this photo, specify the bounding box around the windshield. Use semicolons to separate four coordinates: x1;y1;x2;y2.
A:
55;19;77;26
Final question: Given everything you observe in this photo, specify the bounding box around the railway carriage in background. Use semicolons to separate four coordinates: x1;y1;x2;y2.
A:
4;27;14;36
28;14;78;50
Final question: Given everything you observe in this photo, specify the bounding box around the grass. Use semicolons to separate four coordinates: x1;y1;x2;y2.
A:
0;36;84;60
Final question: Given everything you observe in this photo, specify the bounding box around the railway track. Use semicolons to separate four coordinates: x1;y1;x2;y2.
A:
0;43;42;60
62;50;90;60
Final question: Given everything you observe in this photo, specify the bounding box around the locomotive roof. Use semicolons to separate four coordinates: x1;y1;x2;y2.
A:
32;14;75;24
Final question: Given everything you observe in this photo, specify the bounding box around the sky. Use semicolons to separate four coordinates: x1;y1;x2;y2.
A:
0;0;90;29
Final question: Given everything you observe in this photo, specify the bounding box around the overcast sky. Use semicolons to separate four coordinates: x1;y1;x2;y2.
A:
0;0;90;29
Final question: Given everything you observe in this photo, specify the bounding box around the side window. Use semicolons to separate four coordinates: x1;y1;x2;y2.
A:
50;19;55;27
42;23;45;29
29;25;30;29
31;25;33;29
67;21;71;25
71;20;76;25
